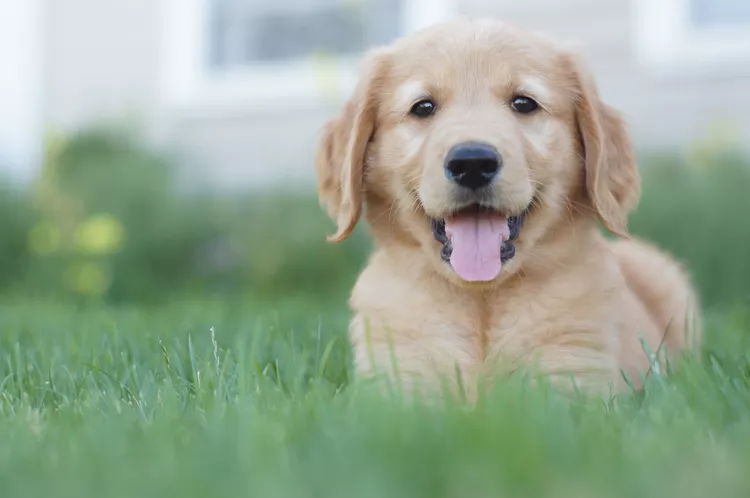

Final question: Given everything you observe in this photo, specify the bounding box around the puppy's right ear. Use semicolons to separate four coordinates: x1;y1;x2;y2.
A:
315;49;389;243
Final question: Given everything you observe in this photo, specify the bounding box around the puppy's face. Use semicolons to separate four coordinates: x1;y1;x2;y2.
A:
316;19;640;286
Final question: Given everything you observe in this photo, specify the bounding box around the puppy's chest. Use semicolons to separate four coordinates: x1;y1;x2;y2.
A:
434;294;573;364
360;282;586;366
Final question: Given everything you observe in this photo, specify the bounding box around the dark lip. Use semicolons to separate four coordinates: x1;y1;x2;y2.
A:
431;204;531;264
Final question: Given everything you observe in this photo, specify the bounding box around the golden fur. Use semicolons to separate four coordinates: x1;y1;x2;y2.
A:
315;18;702;397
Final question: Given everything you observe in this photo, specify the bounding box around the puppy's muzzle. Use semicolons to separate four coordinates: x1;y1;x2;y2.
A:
444;142;502;190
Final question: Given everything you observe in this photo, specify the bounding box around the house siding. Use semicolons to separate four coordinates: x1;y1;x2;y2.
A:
169;106;335;189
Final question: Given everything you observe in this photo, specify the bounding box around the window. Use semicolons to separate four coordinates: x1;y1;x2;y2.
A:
690;0;750;27
161;0;455;115
207;0;403;69
633;0;750;69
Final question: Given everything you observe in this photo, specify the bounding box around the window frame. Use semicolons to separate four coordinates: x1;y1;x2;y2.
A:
160;0;456;117
632;0;750;73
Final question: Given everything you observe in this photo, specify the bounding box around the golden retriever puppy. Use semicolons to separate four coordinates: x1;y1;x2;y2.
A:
315;18;702;397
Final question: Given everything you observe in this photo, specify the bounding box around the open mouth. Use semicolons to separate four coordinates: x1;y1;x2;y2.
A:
431;204;528;282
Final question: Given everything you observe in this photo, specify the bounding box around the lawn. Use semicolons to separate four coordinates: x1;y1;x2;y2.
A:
1;299;749;498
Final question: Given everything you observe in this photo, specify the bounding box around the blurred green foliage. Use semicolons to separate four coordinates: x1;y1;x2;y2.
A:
0;126;747;309
631;148;750;309
0;128;369;305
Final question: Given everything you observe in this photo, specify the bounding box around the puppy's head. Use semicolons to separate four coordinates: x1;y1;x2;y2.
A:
316;19;640;285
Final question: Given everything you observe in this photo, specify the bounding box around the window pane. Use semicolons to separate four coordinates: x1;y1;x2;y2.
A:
690;0;750;27
208;0;402;68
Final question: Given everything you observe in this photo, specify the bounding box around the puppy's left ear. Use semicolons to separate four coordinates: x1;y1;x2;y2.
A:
567;53;641;237
315;48;389;243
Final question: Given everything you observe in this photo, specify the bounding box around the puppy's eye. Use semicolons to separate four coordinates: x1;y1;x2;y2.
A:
410;99;436;118
511;96;539;114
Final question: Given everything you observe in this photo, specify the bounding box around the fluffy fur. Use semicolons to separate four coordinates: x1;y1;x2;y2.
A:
315;18;702;397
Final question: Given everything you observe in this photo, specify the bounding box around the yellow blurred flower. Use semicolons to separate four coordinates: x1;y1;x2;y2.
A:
63;262;112;296
29;222;62;255
74;214;126;255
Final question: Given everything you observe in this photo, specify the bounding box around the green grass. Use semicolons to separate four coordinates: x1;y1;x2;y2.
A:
1;300;750;498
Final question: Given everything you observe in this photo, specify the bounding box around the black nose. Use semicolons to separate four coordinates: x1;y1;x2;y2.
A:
444;142;502;190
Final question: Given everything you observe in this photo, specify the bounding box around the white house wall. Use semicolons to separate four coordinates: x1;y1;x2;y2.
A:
43;0;161;135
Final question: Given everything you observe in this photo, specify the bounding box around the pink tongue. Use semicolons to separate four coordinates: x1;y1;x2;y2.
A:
445;212;510;282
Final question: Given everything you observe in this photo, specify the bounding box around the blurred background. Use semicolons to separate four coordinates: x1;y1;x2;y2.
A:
0;0;748;309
